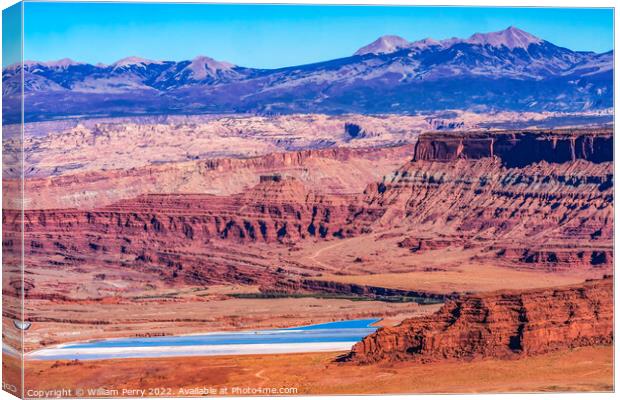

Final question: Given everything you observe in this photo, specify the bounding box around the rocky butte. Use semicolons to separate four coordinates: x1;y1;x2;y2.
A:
346;277;613;364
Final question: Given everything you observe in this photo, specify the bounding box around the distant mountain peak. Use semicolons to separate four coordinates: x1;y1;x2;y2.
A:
112;57;163;68
408;37;443;51
46;58;84;67
185;56;235;79
22;58;84;68
464;26;543;49
355;27;545;56
3;26;612;123
354;35;410;56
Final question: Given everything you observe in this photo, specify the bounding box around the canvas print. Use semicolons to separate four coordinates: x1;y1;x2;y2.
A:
1;2;614;397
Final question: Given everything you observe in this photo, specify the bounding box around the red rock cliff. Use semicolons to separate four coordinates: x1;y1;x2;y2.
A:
413;129;612;167
347;277;613;364
357;128;613;270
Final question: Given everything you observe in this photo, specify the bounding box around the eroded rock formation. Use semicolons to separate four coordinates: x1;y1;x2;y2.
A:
357;128;613;270
347;277;613;364
413;129;613;167
21;144;415;209
21;176;355;248
6;128;613;295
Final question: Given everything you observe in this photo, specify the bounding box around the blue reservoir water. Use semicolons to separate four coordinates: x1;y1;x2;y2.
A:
28;318;380;360
285;318;379;331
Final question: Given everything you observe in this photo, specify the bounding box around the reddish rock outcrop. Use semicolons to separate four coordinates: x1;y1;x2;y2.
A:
357;128;613;270
21;176;357;247
398;236;462;253
347;277;613;364
413;129;613;167
4;175;369;293
490;246;614;270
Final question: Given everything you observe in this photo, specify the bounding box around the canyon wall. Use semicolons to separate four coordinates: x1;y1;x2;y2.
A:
20;144;413;209
8;175;365;294
347;277;613;364
413;129;613;167
8;128;613;295
358;128;613;270
22;176;356;248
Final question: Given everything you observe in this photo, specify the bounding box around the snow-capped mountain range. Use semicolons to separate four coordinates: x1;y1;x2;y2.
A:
354;26;544;55
2;27;613;122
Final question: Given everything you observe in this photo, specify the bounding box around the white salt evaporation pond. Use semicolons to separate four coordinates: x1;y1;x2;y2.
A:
26;318;380;360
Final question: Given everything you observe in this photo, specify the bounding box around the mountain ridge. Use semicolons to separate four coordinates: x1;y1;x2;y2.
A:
353;26;545;55
2;26;613;123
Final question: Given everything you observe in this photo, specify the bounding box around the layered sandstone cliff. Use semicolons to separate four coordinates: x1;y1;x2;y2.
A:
347;277;613;364
21;144;414;209
357;128;613;270
8;175;361;293
21;176;355;248
413;129;612;167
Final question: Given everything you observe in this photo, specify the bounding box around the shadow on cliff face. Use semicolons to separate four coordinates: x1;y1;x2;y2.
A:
495;132;613;168
413;129;613;168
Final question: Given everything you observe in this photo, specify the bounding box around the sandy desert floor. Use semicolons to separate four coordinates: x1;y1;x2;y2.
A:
18;346;612;395
289;231;607;292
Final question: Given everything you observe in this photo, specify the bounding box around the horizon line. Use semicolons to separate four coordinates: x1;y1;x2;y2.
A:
9;25;615;70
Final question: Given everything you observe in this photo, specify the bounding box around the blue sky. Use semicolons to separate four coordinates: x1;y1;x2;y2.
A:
7;3;615;68
2;3;21;67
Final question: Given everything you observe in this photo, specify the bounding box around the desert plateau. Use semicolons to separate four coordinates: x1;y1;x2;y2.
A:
3;119;614;394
